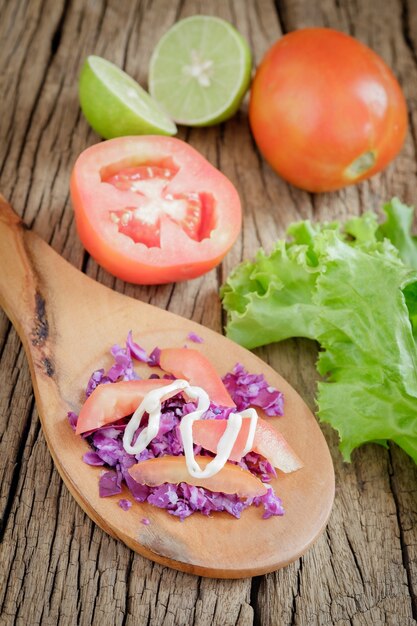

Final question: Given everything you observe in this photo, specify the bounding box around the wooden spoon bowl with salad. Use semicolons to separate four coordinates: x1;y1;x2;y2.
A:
0;196;334;578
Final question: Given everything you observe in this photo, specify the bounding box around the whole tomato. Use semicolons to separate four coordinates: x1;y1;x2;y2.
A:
249;28;408;193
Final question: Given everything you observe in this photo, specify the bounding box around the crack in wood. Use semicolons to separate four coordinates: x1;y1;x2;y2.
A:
388;446;417;621
401;0;417;67
50;0;72;56
344;530;365;588
120;550;135;626
0;395;35;542
249;574;262;626
289;559;302;626
274;0;288;33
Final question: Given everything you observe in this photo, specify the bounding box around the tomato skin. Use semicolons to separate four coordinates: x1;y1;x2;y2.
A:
249;28;408;192
70;136;242;284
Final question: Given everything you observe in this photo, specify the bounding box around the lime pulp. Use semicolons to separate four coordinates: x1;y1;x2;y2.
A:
148;16;252;127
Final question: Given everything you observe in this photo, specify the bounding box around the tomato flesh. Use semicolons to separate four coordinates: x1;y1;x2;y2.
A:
70;136;242;284
128;455;268;497
75;379;169;435
104;165;208;248
192;417;303;473
159;347;235;407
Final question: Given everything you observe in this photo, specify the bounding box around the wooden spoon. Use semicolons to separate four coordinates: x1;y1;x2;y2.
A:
0;196;334;579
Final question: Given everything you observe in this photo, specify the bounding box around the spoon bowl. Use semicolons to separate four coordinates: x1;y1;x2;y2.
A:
0;196;334;578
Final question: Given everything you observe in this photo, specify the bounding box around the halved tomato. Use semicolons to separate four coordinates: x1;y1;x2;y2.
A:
70;136;242;284
192;417;302;473
159;347;235;407
128;455;267;497
75;379;168;435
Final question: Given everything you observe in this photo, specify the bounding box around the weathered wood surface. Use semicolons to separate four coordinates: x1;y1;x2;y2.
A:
0;0;416;624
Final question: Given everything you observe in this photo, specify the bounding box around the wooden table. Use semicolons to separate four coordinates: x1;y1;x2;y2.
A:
1;1;417;624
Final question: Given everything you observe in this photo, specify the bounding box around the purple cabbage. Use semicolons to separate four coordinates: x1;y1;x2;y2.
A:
99;470;122;497
83;450;105;466
85;331;154;397
126;330;149;363
67;411;78;431
118;499;132;511
187;332;204;343
222;363;284;416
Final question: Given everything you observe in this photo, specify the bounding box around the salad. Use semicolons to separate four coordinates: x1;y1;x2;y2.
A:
69;332;302;521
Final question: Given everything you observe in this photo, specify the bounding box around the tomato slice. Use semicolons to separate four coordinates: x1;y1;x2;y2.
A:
128;455;268;497
70;136;242;284
75;379;168;435
159;347;235;407
192;417;303;473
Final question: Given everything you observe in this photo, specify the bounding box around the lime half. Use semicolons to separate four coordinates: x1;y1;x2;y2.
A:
148;16;252;126
79;56;177;139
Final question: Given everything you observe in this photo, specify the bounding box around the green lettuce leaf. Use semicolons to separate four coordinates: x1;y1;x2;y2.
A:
314;233;417;461
221;242;320;347
377;197;417;270
221;205;417;464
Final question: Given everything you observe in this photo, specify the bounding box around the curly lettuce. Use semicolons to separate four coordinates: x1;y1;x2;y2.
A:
221;199;417;463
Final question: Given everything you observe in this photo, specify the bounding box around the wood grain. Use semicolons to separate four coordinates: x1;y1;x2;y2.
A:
0;0;417;624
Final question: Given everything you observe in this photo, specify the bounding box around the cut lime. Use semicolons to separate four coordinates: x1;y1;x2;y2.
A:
148;16;252;126
79;56;177;139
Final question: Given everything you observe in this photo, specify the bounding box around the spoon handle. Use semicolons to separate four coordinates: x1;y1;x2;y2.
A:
0;195;39;332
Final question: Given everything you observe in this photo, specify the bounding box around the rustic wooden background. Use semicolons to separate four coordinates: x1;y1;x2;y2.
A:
1;0;417;624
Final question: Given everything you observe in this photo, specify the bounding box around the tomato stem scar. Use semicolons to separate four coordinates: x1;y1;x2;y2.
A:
344;150;377;180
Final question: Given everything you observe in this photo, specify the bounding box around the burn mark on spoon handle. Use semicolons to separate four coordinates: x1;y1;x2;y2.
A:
32;292;49;345
42;356;55;377
30;291;54;377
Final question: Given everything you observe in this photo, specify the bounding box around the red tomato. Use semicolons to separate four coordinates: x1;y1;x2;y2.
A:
249;28;408;192
159;347;235;407
128;455;267;497
192;417;303;473
70;137;242;284
75;379;169;434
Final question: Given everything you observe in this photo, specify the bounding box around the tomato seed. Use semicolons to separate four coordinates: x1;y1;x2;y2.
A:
120;212;131;226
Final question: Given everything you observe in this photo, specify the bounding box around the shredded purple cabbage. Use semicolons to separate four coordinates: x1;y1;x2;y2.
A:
72;332;287;521
68;411;78;431
85;332;159;398
187;332;204;343
222;363;284;416
118;499;132;511
99;470;122;497
83;450;105;466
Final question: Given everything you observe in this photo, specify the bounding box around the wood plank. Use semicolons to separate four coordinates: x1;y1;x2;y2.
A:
1;0;417;623
254;1;417;624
